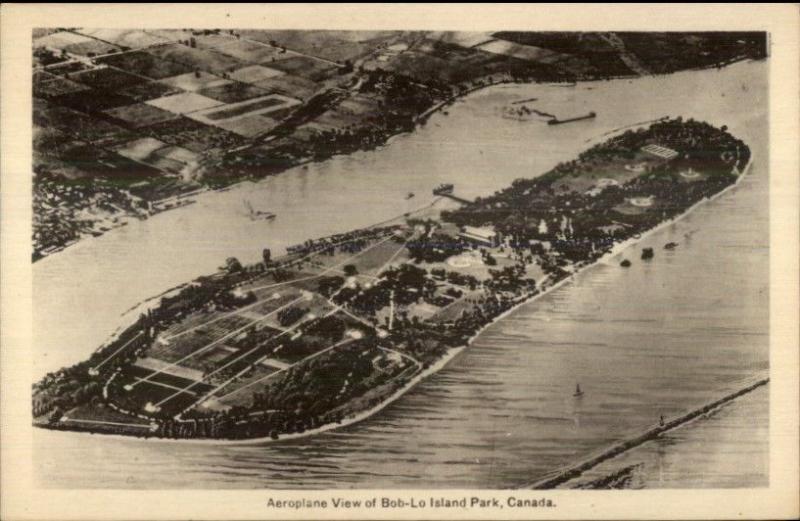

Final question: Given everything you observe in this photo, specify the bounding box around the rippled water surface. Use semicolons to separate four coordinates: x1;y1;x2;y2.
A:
34;61;768;489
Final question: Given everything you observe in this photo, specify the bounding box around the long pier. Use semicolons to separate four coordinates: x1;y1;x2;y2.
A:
529;377;769;489
440;193;473;205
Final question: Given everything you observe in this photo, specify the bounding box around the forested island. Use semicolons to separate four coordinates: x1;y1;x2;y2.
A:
33;118;751;441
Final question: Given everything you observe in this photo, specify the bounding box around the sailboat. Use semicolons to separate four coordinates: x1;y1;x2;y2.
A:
244;199;276;221
573;383;584;397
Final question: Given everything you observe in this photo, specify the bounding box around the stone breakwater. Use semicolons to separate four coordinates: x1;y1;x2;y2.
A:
529;378;769;489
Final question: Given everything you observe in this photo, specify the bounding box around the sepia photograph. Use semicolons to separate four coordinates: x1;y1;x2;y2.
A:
2;3;798;520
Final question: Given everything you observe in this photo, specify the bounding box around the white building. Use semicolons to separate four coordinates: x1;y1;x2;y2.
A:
460;225;501;247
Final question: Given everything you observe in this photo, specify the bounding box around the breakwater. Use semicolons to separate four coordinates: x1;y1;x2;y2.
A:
530;378;769;489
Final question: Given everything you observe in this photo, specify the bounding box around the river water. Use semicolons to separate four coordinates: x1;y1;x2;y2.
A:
33;60;768;489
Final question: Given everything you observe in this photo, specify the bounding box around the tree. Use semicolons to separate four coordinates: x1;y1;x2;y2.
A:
343;264;358;277
262;248;272;265
224;257;243;273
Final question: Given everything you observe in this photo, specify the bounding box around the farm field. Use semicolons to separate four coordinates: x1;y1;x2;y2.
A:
104;103;179;128
145;43;247;74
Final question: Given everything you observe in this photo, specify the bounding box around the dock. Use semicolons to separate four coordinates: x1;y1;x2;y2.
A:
548;111;597;125
432;184;473;205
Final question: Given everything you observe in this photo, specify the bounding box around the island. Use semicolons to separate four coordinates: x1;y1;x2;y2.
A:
32;29;766;260
33;118;751;441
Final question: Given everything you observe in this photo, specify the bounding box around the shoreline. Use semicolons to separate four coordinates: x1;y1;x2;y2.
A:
36;153;756;445
33;58;760;264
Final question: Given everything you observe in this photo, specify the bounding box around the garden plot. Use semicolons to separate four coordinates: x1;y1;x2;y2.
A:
33;31;95;50
145;91;225;115
159;71;231;92
229;64;284;83
96;50;194;80
104;103;179;128
146;43;246;75
75;28;170;49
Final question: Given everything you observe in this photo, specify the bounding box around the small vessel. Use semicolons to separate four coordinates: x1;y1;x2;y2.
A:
406;192;415;200
433;183;454;196
573;384;584;397
664;242;678;250
244;199;276;221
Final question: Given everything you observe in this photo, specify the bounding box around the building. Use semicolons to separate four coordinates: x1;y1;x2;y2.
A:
641;144;679;160
460;225;501;247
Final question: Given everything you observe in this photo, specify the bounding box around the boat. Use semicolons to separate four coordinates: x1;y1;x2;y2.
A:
405;192;415;200
548;111;596;125
573;384;584;397
244;199;276;221
432;183;454;196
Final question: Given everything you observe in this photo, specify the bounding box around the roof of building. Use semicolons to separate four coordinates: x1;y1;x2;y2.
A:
461;226;498;240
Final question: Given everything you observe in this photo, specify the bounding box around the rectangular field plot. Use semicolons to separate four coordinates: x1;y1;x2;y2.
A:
35;98;132;144
63;39;122;57
252;74;319;100
145;43;246;74
214;364;279;408
212;115;278;138
53;89;136;113
197;81;270;103
113;137;169;161
150;315;256;362
140;116;246;152
307;235;409;277
120;366;213;415
117;80;182;102
34;76;90;98
134;356;205;382
214;40;285;63
75;29;170;49
96;50;194;79
72;67;146;90
229;65;284;83
159;71;231;92
145;92;224;115
266;56;337;81
33;31;95;50
104;103;179;128
202;94;299;121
